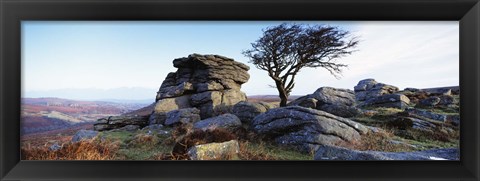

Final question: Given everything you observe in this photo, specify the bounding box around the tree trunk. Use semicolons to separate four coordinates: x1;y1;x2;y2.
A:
279;92;288;107
275;80;289;107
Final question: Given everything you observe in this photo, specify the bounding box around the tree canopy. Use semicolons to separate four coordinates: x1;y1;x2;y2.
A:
243;23;359;107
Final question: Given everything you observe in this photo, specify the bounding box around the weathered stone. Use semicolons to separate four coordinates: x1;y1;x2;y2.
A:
438;95;456;106
142;124;171;136
71;130;99;143
193;114;242;132
156;82;194;99
231;101;271;124
49;143;62;151
287;96;317;109
164;108;201;126
153;54;250;119
318;104;360;118
314;145;459;160
389;117;438;131
446;115;460;126
354;79;399;101
404;87;420;92
195;81;224;92
93;115;149;131
111;125;140;132
311;87;356;106
354;79;378;92
93;124;110;131
252;106;369;153
418;97;441;107
361;94;410;109
288;87;359;118
423;88;452;96
191;89;247;118
158;54;249;98
108;115;149;126
153;95;192;113
96;118;108;124
401;90;429;104
187;140;240;160
406;108;448;122
149;112;167;125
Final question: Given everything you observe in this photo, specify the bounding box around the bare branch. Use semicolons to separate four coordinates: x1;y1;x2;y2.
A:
242;23;359;107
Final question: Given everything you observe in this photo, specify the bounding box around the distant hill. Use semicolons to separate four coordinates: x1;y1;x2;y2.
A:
21;97;150;135
24;87;157;101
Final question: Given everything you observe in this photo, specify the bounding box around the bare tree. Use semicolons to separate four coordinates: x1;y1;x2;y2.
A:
243;23;359;107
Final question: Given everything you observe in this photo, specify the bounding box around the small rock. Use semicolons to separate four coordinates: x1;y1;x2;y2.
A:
354;79;399;101
446;115;460;126
418;97;441;107
406;108;448;122
142;124;171;136
187;140;240;160
423;88;452;96
361;94;410;109
404;87;420;92
49;143;62;151
288;87;359;118
164;108;201;126
93;115;149;131
438;95;456;106
149;112;167;125
287;96;318;109
193;114;242;132
71;130;99;143
232;101;272;125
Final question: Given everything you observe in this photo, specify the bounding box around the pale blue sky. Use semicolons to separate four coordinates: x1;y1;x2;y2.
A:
22;21;459;100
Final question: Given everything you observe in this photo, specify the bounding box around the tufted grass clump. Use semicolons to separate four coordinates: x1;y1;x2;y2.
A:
21;139;119;160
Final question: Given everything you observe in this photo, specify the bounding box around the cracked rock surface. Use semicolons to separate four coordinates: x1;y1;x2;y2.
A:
154;54;250;119
252;106;369;153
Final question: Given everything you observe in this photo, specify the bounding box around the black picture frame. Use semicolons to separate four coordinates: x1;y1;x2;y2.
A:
1;0;479;180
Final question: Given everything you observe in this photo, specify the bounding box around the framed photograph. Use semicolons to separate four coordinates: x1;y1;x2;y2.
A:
1;0;479;180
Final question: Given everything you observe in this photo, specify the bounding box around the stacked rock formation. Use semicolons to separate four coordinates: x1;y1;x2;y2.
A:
354;79;399;101
93;115;149;131
288;87;360;118
153;54;250;119
354;79;410;109
94;54;250;131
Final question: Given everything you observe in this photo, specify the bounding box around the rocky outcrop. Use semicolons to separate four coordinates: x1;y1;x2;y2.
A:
389;117;439;132
360;94;410;109
423;88;452;96
252;106;369;153
354;79;399;101
438;95;457;106
187;140;240;160
93;115;149;131
406;108;447;123
193;113;242;132
154;54;250;119
418;97;441;107
314;145;459;160
288;87;360;118
231;101;274;124
72;130;99;143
